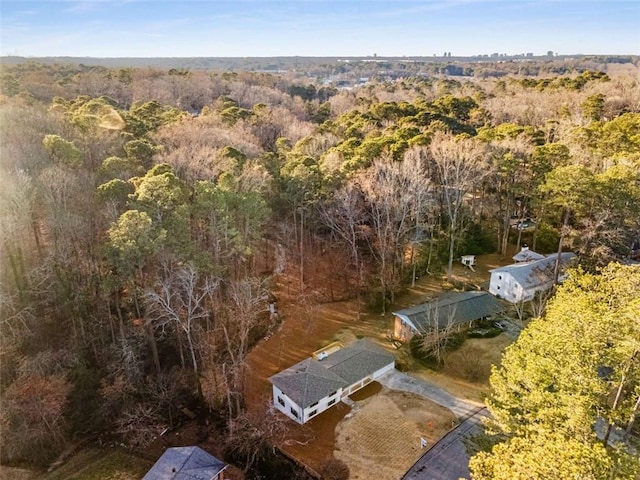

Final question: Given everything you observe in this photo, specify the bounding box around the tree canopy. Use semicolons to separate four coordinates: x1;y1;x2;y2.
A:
471;264;640;480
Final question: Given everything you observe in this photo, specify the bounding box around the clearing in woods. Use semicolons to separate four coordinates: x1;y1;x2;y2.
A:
244;248;517;476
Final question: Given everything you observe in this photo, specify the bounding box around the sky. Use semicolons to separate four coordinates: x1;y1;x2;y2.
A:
1;0;639;58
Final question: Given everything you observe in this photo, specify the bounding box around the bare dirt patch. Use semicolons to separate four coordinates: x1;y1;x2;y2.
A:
335;390;456;480
244;245;517;474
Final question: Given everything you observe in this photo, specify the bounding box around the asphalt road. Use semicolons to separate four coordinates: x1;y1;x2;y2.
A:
401;407;489;480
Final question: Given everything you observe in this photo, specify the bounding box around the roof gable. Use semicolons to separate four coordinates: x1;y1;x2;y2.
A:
270;358;346;408
392;291;503;334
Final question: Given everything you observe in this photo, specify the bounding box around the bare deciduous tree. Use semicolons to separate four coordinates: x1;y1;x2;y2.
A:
415;303;459;367
144;263;220;394
359;152;432;312
429;132;488;280
218;277;269;420
319;183;367;293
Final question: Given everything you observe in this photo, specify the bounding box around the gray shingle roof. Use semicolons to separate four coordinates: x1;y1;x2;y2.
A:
323;338;396;386
270;339;394;408
512;247;545;263
491;252;576;289
392;291;503;334
269;358;346;408
143;446;226;480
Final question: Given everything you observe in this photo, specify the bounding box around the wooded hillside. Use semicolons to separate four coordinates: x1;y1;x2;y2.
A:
1;58;639;475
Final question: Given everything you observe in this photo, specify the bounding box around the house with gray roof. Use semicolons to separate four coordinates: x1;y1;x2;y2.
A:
143;446;227;480
512;245;545;263
269;338;395;424
489;251;576;303
392;291;504;342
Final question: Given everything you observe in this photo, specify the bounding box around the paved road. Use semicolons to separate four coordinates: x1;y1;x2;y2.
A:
401;407;489;480
378;370;483;418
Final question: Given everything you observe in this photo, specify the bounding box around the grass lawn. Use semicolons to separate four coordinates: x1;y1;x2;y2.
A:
40;448;152;480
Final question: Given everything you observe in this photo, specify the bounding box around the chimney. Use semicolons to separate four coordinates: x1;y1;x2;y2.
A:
521;243;529;251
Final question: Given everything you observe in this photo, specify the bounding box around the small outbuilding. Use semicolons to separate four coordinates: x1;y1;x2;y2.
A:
461;255;476;268
270;338;395;424
392;291;504;342
143;446;227;480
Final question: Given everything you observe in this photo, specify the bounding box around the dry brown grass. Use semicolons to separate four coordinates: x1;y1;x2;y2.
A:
244;248;518;473
335;390;456;480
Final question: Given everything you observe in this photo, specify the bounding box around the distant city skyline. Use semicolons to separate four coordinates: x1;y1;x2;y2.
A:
1;0;639;58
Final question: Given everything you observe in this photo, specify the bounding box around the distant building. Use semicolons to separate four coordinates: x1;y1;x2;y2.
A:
270;338;394;424
143;446;227;480
511;245;545;263
489;252;576;303
392;291;504;342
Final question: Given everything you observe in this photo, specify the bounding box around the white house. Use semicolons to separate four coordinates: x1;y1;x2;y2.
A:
392;291;504;342
269;338;395;424
489;252;576;303
143;446;227;480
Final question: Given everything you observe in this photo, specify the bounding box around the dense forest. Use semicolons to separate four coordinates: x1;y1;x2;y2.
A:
1;58;639;476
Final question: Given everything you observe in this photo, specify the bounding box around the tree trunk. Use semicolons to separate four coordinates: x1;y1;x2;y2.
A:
447;223;456;281
624;395;640;440
500;209;510;257
553;208;571;284
146;323;162;376
299;208;304;292
603;370;626;446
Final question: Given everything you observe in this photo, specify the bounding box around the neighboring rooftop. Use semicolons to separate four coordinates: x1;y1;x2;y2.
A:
270;338;394;408
512;245;545;263
392;291;503;334
142;446;227;480
490;252;577;289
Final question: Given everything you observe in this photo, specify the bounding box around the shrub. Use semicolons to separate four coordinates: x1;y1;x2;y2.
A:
319;458;350;480
409;330;466;369
467;327;503;339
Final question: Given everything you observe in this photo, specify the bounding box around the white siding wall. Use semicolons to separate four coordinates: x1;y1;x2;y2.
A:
491;272;525;303
274;360;395;424
302;389;343;423
491;271;552;303
342;362;395;398
273;386;304;424
373;362;395;379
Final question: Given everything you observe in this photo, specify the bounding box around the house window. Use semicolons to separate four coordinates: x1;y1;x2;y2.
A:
308;409;317;417
310;401;318;408
328;399;336;406
496;285;500;290
277;397;285;407
498;275;503;280
329;390;338;397
290;407;299;418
